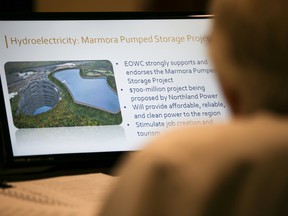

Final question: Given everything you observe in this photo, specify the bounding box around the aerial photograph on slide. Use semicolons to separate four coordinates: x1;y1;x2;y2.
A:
5;60;122;128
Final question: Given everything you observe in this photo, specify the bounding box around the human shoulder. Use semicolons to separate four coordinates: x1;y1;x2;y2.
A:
100;114;288;216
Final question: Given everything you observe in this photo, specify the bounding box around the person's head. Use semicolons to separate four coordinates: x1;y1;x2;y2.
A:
209;0;288;116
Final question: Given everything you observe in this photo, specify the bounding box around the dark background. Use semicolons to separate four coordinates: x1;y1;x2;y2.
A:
0;0;210;13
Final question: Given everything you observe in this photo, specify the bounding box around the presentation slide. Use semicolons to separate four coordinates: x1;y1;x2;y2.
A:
0;18;231;156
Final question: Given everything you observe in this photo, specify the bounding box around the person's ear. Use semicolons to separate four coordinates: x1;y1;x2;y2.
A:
220;80;241;116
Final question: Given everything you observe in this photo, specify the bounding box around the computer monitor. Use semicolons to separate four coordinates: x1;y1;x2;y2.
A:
0;12;230;168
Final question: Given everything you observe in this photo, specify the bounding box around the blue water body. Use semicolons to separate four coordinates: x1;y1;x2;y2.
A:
33;106;52;115
53;69;120;113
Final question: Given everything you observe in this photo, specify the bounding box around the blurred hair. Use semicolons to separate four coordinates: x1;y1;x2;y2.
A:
211;0;288;114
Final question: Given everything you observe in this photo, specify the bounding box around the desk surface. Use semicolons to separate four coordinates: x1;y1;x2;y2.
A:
0;172;117;216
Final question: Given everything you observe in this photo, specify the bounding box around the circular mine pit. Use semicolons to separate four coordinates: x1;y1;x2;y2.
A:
19;79;61;116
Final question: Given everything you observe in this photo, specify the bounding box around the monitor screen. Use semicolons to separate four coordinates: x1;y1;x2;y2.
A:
0;12;231;167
